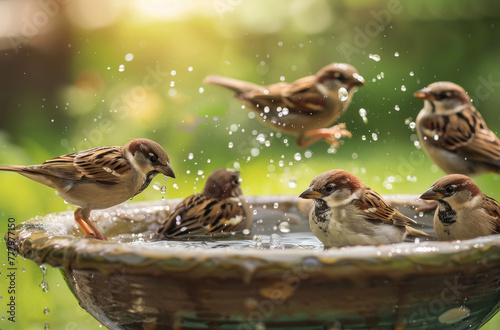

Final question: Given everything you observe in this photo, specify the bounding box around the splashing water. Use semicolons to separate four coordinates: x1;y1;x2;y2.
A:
39;265;49;293
338;87;349;102
369;54;381;62
269;234;285;250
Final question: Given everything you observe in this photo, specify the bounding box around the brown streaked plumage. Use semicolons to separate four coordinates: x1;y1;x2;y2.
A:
299;169;430;248
415;81;500;175
155;169;251;239
0;138;175;240
420;174;500;241
204;63;365;148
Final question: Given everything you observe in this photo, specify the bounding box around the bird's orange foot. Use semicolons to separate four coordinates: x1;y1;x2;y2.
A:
302;123;352;148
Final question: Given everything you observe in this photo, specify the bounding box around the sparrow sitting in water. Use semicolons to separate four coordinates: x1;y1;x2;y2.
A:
299;169;430;248
414;81;500;176
420;174;500;241
204;63;365;148
0;138;175;240
155;168;251;239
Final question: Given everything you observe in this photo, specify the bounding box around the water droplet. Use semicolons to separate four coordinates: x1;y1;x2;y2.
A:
288;178;297;189
39;265;49;293
251;148;260;157
369;54;381;62
409;71;415;76
304;150;312;158
44;322;50;330
242;229;251;235
372;133;378;141
338;87;349;102
394;52;399;57
359;108;367;117
394;105;400;111
228;142;234;148
118;64;125;72
278;222;291;233
269;234;285;250
124;53;134;62
188;153;194;160
199;87;204;93
273;202;279;209
188;66;193;72
170;70;176;76
401;85;407;92
293;153;302;161
43;307;50;315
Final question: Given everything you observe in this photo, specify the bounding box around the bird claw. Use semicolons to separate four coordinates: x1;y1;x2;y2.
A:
303;124;352;148
84;232;106;240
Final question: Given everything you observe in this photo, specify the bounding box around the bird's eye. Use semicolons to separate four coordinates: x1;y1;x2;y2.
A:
435;91;453;101
149;154;158;163
444;186;455;194
324;184;335;194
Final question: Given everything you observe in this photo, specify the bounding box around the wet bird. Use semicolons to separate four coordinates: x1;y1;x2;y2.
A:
204;63;365;148
155;168;251;239
0;138;175;240
414;81;500;176
420;174;500;241
299;169;430;248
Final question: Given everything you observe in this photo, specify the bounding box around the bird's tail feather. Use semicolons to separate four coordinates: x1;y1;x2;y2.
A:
203;75;262;94
406;226;433;238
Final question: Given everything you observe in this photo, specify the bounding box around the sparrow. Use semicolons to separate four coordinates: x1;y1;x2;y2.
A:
414;81;500;176
0;138;175;240
204;63;365;148
299;169;430;248
420;174;500;241
155;168;251;239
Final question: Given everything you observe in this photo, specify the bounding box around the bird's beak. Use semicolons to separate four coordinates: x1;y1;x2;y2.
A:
414;87;432;100
160;163;176;179
419;188;442;201
299;186;322;199
352;73;366;86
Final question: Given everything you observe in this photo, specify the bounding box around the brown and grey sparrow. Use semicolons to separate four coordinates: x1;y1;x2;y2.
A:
155;168;251;239
420;174;500;241
415;81;500;175
0;138;175;240
204;63;365;147
299;169;429;248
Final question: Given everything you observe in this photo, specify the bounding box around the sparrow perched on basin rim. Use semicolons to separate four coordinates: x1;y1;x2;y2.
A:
414;81;500;176
204;63;365;148
299;169;430;248
155;168;251;239
420;174;500;241
0;138;175;240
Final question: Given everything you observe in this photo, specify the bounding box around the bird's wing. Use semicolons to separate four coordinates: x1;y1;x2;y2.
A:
281;75;326;112
238;75;325;114
420;107;500;166
483;196;500;234
355;188;417;227
35;146;130;183
156;194;248;238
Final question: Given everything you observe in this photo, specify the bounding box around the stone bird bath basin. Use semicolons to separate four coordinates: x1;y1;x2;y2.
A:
8;195;500;329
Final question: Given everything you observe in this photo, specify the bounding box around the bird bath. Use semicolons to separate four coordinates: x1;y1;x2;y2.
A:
8;195;500;329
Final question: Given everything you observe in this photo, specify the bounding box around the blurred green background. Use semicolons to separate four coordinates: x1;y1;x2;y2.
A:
1;0;500;328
